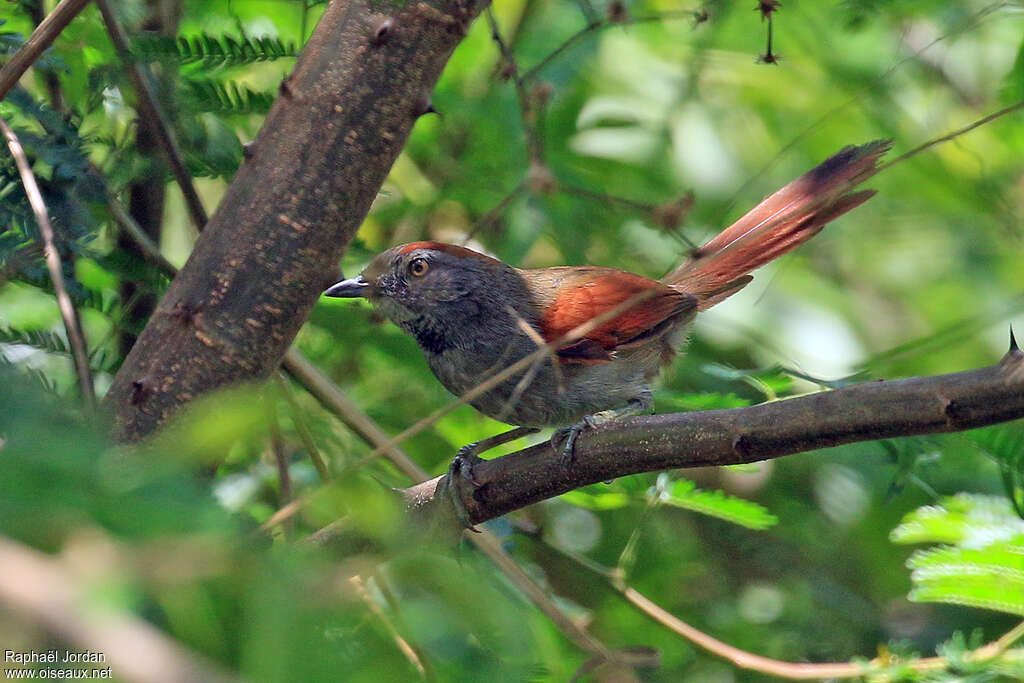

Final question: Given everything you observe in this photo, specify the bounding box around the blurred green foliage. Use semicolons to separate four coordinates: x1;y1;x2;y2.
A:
892;494;1024;617
2;0;1024;680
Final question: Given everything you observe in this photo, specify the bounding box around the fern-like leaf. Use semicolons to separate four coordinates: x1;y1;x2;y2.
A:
0;326;75;358
0;21;67;72
893;494;1024;616
182;80;275;115
133;33;298;67
653;475;778;530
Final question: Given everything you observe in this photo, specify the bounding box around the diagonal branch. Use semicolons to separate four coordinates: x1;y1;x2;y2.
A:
94;0;209;230
0;0;92;102
402;346;1024;526
0;116;95;408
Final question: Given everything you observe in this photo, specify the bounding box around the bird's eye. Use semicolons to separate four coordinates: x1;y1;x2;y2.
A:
409;258;429;277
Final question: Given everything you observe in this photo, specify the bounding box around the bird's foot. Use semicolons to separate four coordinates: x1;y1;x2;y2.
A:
553;396;653;466
445;444;485;532
552;420;586;466
444;426;540;531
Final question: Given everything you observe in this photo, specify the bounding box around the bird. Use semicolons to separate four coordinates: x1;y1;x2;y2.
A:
325;140;890;479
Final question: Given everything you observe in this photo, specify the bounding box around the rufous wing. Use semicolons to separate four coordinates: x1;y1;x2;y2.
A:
532;268;697;364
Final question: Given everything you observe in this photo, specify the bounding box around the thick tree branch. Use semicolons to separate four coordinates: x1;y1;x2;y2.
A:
104;0;485;441
402;347;1024;525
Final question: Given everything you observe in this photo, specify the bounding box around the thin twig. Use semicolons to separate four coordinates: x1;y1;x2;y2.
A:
0;0;92;102
94;0;209;231
716;0;1012;222
268;399;292;509
519;10;699;84
348;575;432;680
25;0;66;110
0;116;95;409
619;584;1024;679
485;9;539;162
370;572;438;681
558;182;659;213
105;188;179;274
275;373;330;480
461;180;527;243
280;349;429;481
540;528;1024;679
622;586;865;679
878;98;1024;172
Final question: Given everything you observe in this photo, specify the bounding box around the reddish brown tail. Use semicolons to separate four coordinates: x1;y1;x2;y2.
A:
662;140;890;310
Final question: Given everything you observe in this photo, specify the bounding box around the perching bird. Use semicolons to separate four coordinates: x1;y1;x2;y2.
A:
326;141;890;472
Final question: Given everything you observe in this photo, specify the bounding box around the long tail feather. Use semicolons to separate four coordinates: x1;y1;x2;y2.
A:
663;140;891;310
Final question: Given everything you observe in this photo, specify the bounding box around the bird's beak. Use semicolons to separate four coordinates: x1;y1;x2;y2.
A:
323;275;370;298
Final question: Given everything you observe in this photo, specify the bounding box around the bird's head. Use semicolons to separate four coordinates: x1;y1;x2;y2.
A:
324;241;515;331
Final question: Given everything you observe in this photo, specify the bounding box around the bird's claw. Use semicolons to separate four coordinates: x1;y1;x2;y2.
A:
453;442;484;487
553;400;650;466
553;420;590;466
445;445;485;532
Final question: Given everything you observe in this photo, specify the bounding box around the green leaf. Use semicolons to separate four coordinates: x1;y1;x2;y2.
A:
655;477;778;530
908;570;1024;616
657;391;751;412
890;493;1024;547
1000;39;1024;106
132;33;298;67
0;23;67;73
962;423;1024;517
182;80;276;115
561;489;631;510
893;495;1024;616
701;363;794;400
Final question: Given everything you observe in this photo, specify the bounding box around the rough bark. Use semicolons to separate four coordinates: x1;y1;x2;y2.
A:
402;348;1024;526
105;0;484;441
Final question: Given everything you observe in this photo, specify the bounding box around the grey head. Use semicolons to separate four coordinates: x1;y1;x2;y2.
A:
324;241;531;355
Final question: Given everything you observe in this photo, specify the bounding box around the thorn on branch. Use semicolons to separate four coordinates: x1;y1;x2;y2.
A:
526;161;557;195
944;398;967;424
168;302;199;326
530;81;553;107
278;77;294;99
498;60;517;82
371;18;393;46
414;95;440;118
732;434;752;459
130;377;152;406
756;0;780;63
1010;325;1020;353
607;0;628;23
756;0;781;20
652;193;695;231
